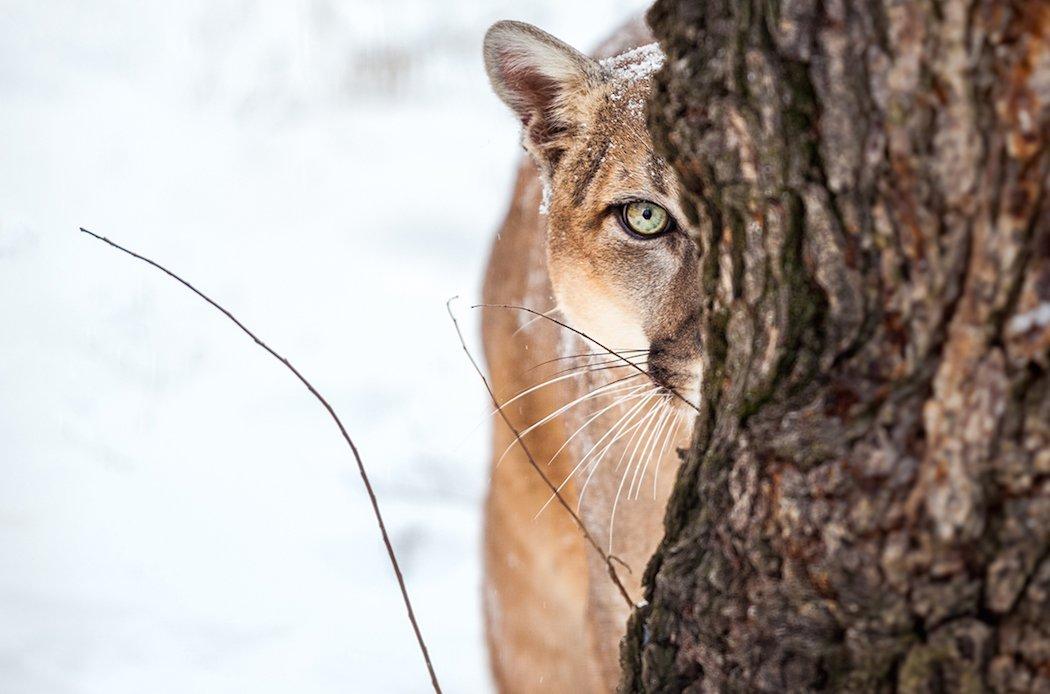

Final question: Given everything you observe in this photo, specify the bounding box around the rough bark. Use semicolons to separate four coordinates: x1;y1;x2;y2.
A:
621;1;1050;691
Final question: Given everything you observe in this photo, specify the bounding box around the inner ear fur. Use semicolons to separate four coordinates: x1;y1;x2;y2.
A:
484;21;605;168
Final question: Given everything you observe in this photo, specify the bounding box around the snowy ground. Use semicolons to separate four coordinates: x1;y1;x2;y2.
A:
0;1;648;692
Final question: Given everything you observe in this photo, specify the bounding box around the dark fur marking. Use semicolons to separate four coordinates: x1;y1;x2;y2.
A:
571;138;611;206
648;152;668;195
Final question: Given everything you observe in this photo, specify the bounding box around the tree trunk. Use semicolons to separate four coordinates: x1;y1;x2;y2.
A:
620;1;1050;691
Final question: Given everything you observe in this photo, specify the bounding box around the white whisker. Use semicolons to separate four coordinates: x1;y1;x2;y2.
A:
628;402;667;499
630;401;672;500
614;400;660;473
491;369;602;415
549;357;648;379
608;399;662;553
576;390;658;514
543;384;650;467
491;353;648;417
536;388;658;518
525;348;650;373
510;306;561;338
652;415;683;500
493;376;644;468
630;402;665;490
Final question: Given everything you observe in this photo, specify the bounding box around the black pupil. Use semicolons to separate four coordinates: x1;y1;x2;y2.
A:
642;207;653;220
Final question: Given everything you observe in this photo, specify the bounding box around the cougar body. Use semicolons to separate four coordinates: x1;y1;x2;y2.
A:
481;18;702;692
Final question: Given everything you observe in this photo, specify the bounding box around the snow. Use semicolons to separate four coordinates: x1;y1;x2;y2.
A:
599;42;665;83
0;1;648;692
600;42;664;107
1008;302;1050;335
539;178;553;215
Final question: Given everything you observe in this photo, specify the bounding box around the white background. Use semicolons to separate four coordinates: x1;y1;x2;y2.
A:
0;1;648;692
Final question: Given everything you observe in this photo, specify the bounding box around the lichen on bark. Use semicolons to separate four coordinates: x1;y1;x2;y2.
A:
621;1;1050;691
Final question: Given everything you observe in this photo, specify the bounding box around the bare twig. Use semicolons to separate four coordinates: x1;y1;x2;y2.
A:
474;303;702;415
80;228;442;694
446;298;634;607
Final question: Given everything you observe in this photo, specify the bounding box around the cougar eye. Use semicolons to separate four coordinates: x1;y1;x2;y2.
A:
621;201;671;237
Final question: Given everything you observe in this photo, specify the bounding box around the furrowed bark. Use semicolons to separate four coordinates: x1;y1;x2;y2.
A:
621;1;1050;691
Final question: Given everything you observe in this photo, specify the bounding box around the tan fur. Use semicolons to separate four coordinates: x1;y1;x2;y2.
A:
481;19;702;692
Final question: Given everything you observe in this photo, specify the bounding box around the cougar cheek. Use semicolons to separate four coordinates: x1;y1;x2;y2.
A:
551;268;648;352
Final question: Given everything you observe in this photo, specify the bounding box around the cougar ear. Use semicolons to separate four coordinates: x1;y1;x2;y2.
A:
484;21;604;168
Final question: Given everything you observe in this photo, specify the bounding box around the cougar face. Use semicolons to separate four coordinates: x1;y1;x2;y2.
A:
484;21;702;410
481;20;703;691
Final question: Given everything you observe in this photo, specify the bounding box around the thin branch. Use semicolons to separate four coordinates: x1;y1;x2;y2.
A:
474;303;702;415
79;228;442;694
446;298;634;607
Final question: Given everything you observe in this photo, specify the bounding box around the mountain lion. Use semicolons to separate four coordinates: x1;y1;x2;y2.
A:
481;18;702;692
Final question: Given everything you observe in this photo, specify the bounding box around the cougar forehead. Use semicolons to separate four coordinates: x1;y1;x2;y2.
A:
554;44;668;209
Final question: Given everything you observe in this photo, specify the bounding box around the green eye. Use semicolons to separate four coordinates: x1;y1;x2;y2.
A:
622;201;671;237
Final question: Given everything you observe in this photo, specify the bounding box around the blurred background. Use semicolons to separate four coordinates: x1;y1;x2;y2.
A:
0;0;649;692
